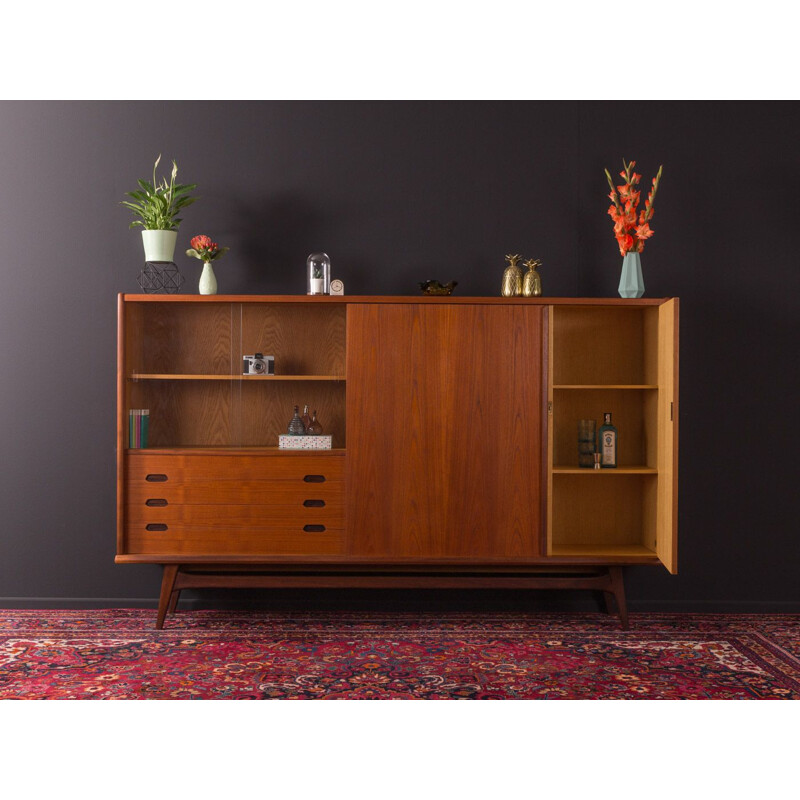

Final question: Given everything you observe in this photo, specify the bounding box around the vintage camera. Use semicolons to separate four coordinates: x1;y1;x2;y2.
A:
242;353;275;376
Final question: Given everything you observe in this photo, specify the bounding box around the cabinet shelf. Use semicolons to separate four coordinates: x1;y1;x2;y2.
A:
126;446;346;456
550;544;658;560
553;384;657;390
130;374;346;381
552;466;657;474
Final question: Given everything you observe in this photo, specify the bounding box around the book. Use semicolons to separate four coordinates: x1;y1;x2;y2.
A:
129;409;150;448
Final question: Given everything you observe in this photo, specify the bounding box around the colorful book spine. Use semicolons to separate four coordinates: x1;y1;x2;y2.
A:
128;409;150;448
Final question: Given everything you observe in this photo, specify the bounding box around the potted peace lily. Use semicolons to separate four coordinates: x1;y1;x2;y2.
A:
121;155;198;262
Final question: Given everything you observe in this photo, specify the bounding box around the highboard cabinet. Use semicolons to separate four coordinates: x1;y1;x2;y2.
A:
116;295;679;628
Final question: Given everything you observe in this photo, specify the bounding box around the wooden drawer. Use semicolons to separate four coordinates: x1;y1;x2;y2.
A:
125;522;344;556
126;502;343;527
125;453;343;484
127;479;344;507
123;452;345;557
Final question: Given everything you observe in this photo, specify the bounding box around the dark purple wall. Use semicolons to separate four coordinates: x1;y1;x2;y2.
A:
0;101;797;610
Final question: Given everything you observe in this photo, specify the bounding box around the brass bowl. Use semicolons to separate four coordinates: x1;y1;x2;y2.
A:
418;280;458;296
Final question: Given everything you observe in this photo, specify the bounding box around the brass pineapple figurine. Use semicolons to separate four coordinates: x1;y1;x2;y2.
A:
501;254;523;297
522;258;543;297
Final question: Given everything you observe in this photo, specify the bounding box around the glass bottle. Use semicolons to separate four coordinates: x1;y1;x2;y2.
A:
307;410;323;435
306;252;331;295
301;404;311;432
577;419;596;468
287;405;306;435
598;412;618;468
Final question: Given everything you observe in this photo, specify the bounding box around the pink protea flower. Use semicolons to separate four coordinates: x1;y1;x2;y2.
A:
187;234;229;263
190;235;215;252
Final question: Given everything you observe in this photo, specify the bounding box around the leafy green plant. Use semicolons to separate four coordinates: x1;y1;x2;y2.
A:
121;155;198;230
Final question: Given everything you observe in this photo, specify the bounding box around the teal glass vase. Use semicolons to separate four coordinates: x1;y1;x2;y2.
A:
618;252;644;298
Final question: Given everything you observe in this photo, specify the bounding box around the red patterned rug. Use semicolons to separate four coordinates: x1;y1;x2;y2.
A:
0;610;797;699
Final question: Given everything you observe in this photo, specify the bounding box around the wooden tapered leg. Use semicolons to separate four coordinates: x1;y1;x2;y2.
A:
608;566;629;629
167;590;181;615
156;565;179;629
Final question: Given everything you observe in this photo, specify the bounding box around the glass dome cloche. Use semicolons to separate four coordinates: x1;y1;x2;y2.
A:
306;252;331;295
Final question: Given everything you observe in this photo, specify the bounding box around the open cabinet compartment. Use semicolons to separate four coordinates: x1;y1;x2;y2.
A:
122;300;347;450
547;303;674;565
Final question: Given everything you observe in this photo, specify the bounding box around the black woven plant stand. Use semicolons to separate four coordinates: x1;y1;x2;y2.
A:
138;261;185;294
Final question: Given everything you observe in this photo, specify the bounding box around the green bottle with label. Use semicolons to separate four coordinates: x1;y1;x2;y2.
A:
598;412;618;468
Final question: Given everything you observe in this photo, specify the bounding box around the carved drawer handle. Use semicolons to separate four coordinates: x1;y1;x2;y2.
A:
303;524;326;532
145;474;168;482
303;499;326;507
146;523;168;531
145;499;168;507
303;475;326;483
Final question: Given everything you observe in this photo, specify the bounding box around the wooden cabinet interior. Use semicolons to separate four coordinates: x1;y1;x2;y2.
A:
124;301;347;449
546;302;678;568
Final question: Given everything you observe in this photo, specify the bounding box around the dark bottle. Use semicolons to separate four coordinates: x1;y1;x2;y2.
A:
301;404;311;432
287;405;306;436
598;412;618;468
307;410;323;435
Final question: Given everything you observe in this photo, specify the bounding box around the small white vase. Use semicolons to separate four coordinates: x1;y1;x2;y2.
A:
141;230;178;262
199;262;218;295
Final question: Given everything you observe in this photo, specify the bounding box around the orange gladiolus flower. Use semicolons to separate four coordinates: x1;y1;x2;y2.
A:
616;233;634;255
605;159;662;255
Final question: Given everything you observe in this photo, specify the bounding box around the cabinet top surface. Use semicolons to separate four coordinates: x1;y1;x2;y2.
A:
120;294;673;306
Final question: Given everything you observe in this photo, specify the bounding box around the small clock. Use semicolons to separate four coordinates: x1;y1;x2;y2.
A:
330;279;344;295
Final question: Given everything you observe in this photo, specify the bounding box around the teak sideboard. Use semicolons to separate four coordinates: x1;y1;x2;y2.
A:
116;295;679;628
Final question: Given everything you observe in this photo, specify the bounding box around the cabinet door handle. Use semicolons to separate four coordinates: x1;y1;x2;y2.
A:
303;524;326;532
145;498;168;507
145;523;168;531
145;474;168;482
303;499;326;507
303;475;326;483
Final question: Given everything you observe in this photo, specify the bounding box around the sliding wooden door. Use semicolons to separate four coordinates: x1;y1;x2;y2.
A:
346;303;544;559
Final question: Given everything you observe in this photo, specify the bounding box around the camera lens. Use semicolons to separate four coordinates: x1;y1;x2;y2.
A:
254;361;265;373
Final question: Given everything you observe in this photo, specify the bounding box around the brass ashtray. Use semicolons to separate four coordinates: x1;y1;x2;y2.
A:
419;280;458;296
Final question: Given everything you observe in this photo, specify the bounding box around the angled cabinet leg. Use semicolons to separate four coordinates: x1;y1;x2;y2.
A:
608;566;629;629
156;565;180;629
167;589;181;615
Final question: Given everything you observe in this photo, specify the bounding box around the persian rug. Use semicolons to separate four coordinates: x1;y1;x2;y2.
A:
0;610;797;699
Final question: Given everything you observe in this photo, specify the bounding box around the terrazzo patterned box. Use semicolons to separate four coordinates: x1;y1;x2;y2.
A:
278;434;333;450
